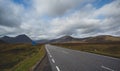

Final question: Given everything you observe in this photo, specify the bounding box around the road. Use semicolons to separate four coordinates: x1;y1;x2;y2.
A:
45;44;120;71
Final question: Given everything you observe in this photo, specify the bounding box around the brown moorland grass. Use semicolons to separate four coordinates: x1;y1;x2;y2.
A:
0;43;45;71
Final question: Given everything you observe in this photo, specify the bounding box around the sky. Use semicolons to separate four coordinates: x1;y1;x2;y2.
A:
0;0;120;40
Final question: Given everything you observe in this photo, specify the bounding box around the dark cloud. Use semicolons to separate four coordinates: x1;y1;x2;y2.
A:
0;1;22;27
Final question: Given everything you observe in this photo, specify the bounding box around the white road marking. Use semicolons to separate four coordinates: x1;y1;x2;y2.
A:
46;48;49;52
46;47;60;71
52;58;55;63
49;54;52;58
56;66;60;71
46;48;51;55
101;66;115;71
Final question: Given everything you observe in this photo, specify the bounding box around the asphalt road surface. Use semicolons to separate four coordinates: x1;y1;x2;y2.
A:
45;44;120;71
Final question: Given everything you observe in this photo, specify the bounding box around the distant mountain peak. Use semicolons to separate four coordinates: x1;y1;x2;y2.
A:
60;35;73;39
16;34;29;38
2;36;11;38
0;34;32;43
16;34;26;36
49;35;82;43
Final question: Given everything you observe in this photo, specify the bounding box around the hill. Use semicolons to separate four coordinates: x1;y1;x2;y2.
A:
0;39;6;44
49;35;120;43
49;35;83;43
0;34;32;43
83;35;120;43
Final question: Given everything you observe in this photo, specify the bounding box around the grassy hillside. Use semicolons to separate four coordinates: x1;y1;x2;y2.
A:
0;43;45;71
52;43;120;59
82;35;120;43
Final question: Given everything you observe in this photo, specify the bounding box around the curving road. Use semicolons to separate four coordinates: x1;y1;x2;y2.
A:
45;44;120;71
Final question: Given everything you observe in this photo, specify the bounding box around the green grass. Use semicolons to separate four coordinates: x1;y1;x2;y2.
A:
52;43;120;59
0;44;45;71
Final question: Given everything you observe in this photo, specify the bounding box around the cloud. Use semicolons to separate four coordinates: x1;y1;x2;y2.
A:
47;4;99;37
94;0;120;17
44;0;120;38
0;0;25;37
0;0;120;39
32;0;94;16
0;0;24;27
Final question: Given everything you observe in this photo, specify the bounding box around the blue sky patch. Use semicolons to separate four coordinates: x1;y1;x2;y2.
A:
12;0;30;8
93;0;114;9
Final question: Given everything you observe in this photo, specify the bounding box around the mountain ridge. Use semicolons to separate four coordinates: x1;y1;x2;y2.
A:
46;35;120;43
0;34;32;43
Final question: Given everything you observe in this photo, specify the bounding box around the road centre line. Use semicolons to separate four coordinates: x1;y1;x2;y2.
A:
52;58;55;63
46;48;49;52
101;65;115;71
46;48;51;54
56;66;60;71
46;47;60;71
49;54;52;58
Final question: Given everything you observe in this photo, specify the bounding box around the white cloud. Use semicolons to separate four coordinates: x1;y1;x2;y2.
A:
94;0;120;17
44;0;120;38
0;0;120;39
32;0;94;16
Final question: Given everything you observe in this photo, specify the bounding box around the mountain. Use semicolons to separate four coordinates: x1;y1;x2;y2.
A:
50;35;83;43
35;39;50;44
82;35;120;43
3;34;118;44
0;34;32;43
0;39;6;44
49;35;120;43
